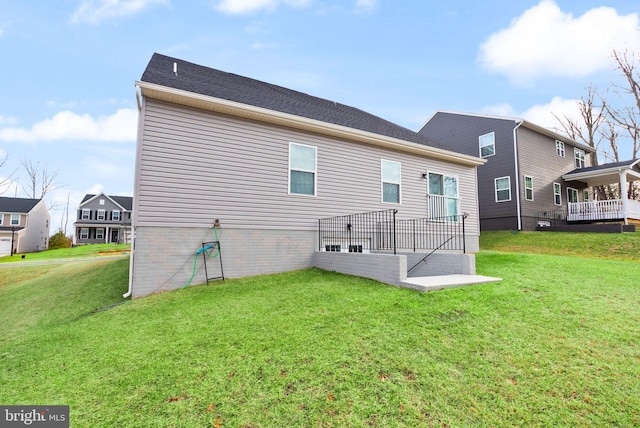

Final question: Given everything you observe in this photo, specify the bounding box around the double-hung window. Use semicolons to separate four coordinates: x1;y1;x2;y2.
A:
556;140;565;157
574;148;585;168
81;209;90;220
80;228;89;240
567;188;579;204
524;176;534;201
553;182;562;205
479;132;495;158
10;214;20;225
112;211;121;221
495;176;511;202
96;228;105;240
428;172;459;219
97;209;106;220
289;143;317;196
381;160;401;203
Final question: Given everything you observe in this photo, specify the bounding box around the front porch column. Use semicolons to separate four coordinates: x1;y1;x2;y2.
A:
619;170;628;225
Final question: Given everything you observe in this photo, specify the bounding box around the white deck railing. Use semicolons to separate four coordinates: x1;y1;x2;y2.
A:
567;199;640;222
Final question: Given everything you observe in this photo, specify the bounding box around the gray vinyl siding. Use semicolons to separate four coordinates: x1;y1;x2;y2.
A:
420;112;517;223
516;127;589;221
137;99;480;233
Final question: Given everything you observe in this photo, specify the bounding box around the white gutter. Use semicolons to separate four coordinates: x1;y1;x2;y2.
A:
513;121;523;231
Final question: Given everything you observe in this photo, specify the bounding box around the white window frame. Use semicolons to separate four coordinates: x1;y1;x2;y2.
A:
553;182;562;206
427;171;460;219
381;159;401;204
288;142;317;196
99;199;105;205
479;132;495;158
0;214;3;226
80;228;89;240
556;140;565;157
583;189;590;201
524;175;534;201
97;209;106;220
10;214;20;225
574;148;585;168
96;228;105;240
495;176;511;202
81;209;90;220
112;210;121;221
567;187;579;204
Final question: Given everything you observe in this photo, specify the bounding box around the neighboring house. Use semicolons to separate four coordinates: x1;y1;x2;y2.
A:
127;53;488;298
74;193;132;245
419;111;600;231
0;197;50;256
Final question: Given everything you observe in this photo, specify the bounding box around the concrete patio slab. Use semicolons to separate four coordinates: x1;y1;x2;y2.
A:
401;274;502;292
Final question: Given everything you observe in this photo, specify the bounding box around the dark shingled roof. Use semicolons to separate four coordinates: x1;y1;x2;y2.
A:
565;159;640;175
141;53;456;152
0;197;41;213
81;194;133;210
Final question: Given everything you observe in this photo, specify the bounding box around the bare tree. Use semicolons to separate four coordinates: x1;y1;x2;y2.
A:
21;159;60;200
602;49;640;162
0;152;18;195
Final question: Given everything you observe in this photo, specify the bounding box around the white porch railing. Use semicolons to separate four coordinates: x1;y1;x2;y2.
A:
567;199;640;222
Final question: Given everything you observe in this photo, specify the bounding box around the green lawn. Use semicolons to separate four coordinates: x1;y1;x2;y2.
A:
0;237;639;427
0;243;130;263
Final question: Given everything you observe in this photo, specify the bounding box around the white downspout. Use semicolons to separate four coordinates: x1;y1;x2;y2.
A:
513;121;523;230
124;86;145;299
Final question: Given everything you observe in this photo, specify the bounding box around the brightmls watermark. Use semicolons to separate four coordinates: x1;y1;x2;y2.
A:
1;406;68;427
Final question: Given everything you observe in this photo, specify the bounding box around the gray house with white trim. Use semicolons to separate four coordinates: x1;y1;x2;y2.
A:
74;193;132;244
128;54;487;298
0;197;50;256
419;111;598;231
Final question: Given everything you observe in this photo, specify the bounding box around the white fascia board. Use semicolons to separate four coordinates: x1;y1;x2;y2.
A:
136;81;486;167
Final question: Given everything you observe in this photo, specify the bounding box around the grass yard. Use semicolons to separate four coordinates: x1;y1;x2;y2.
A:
0;243;130;263
0;239;639;426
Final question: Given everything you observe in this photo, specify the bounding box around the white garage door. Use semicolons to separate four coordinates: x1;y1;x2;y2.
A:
0;238;12;257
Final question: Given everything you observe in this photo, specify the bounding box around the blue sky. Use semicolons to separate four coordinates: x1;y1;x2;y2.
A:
1;0;639;232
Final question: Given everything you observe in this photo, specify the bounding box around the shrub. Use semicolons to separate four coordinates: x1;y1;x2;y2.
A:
49;231;72;250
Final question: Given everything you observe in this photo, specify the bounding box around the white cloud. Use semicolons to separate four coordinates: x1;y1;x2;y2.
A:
0;108;137;143
70;0;168;24
478;1;640;83
0;115;18;126
354;0;376;14
482;97;583;135
214;0;310;14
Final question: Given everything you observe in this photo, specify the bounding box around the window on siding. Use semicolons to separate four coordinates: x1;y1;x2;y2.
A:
97;209;106;220
495;176;511;202
428;172;459;219
381;160;401;203
556;140;565;157
0;215;3;225
574;148;586;168
524;176;534;201
567;187;579;204
96;228;105;240
10;214;20;225
99;199;105;205
80;228;89;239
325;245;341;252
479;132;495;158
583;189;590;201
289;143;317;196
553;182;562;205
112;211;121;221
81;209;90;220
